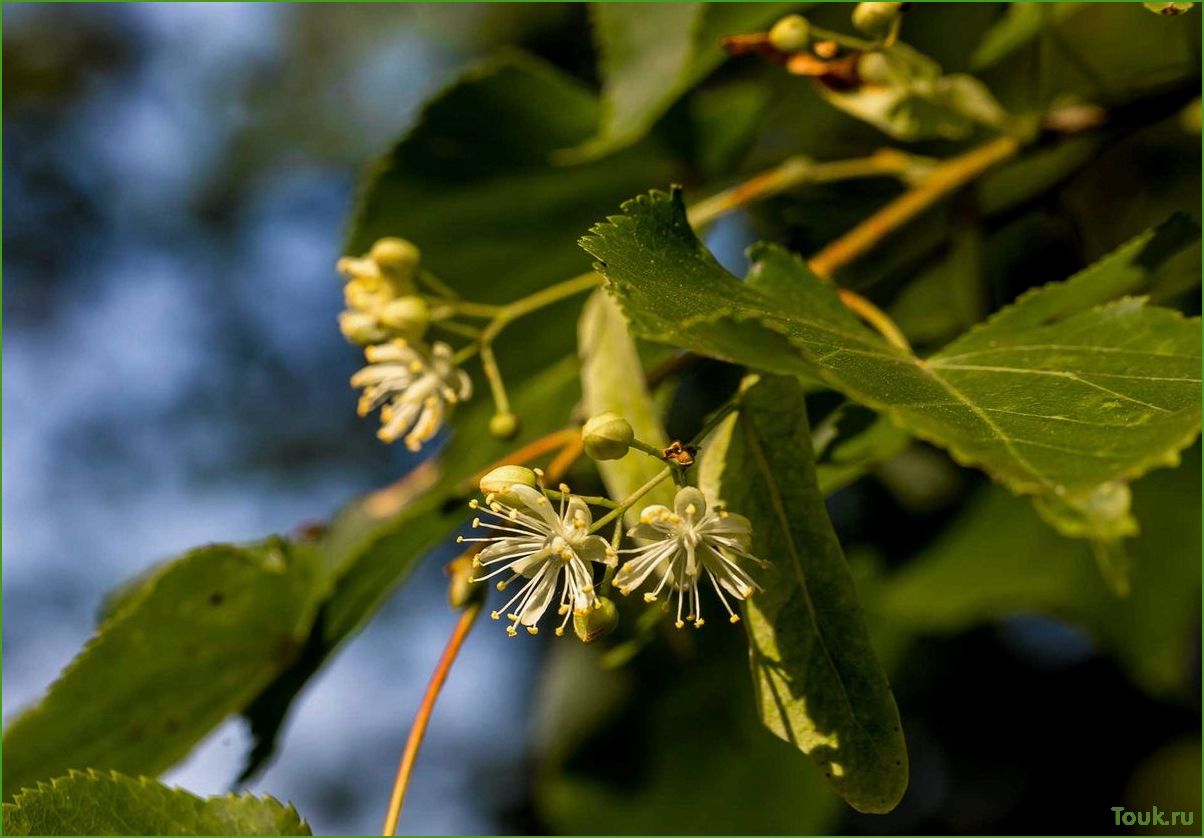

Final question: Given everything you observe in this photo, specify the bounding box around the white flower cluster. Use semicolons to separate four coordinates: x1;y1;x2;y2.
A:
462;467;763;638
337;238;471;450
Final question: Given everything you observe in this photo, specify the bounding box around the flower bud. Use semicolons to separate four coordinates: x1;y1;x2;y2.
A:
446;554;485;610
489;412;520;440
582;412;634;461
338;310;388;345
851;2;905;36
857;51;894;86
370;237;421;292
479;465;538;499
378;296;430;339
1144;1;1194;13
768;14;811;52
573;597;618;643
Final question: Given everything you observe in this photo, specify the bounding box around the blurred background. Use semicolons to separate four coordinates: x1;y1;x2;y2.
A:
3;4;1200;835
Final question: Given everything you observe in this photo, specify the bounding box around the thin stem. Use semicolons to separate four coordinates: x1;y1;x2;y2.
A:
480;271;603;345
807;134;1022;280
478;342;511;417
838;288;912;352
589;467;673;534
544;488;620;509
686;149;918;230
415;268;461;300
429;320;481;339
442;299;505;319
380;601;482;836
544;435;584;483
630;438;666;461
470;428;578;487
807;23;880;52
600;518;623;594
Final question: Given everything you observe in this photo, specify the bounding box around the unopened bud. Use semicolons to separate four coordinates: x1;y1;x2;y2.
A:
479;465;538;501
378;296;430;339
852;2;905;36
489;412;520;440
338;310;388;345
371;237;421;292
768;14;811;52
582;412;634;461
573;597;618;643
446;554;484;610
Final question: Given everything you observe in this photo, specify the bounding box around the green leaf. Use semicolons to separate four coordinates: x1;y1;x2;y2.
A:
818;44;1006;141
876;446;1201;697
699;375;908;813
581;189;1201;532
814;407;912;496
578;289;674;522
969;2;1089;70
2;770;310;836
2;539;323;800
559;3;795;162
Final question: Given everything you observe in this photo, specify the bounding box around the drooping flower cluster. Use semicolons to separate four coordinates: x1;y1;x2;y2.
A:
337;237;471;450
463;465;763;638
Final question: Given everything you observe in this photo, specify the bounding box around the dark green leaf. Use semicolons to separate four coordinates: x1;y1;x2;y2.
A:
534;640;844;834
876;446;1201;697
3;770;310;836
699;375;908;813
969;3;1089;70
581;190;1201;534
3;539;323;800
560;3;795;162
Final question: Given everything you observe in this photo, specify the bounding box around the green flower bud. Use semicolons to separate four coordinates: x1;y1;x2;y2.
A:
378;296;430;339
370;237;421;293
489;412;520;439
768;14;811;52
852;2;905;36
338;310;388;345
857;51;895;86
446;554;485;610
573;597;618;643
582;412;634;461
1144;1;1193;14
479;464;538;499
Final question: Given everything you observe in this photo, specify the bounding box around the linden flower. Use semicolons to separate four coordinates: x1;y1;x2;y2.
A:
459;483;616;637
614;486;763;628
350;339;471;450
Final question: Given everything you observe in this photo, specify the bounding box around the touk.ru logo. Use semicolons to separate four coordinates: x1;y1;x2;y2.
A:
1112;805;1195;828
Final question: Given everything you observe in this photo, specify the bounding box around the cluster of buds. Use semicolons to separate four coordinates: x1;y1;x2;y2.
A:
337;238;429;346
339;237;471;450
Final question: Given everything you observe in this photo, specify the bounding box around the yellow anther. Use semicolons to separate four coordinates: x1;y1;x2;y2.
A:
496;581;507;591
468;499;480;509
527;626;539;636
643;593;657;603
506;625;518;637
695;619;706;628
490;611;501;620
729;614;741;624
675;619;685;629
554;627;565;636
472;517;481;528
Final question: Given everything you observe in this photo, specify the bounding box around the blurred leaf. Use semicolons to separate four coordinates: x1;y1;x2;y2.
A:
2;770;309;836
970;3;1089;70
560;3;794;162
699;375;908;813
582;190;1201;535
818;44;1006;141
875;446;1201;697
578;290;675;521
239;357;579;780
3;539;323;800
534;640;844;834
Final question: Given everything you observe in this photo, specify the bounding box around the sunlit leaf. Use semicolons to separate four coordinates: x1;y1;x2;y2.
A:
2;770;310;836
699;375;908;813
2;539;324;800
581;189;1201;538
